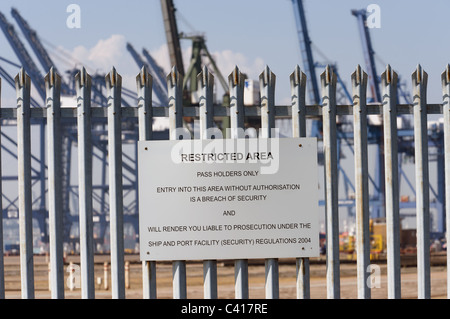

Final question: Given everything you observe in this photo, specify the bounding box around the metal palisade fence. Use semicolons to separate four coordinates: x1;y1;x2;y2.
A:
0;63;449;299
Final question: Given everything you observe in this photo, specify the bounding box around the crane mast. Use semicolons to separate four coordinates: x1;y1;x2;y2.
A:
351;9;381;103
142;48;170;105
160;0;185;75
0;11;45;100
291;0;320;104
11;8;72;95
126;42;168;105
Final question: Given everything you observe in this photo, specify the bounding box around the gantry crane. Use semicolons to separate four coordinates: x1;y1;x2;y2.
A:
142;47;170;105
0;10;48;245
352;8;445;232
160;0;184;76
291;0;320;104
160;0;229;103
0;8;142;250
160;0;231;138
291;0;352;106
126;42;168;105
351;9;381;103
11;8;72;95
0;11;45;100
291;0;388;218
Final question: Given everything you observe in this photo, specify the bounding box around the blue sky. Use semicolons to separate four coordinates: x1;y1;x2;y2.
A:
0;0;449;106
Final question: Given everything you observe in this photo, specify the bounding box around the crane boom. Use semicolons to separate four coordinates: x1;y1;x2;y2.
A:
11;8;72;94
0;11;45;100
126;42;148;69
142;48;167;87
291;0;320;104
142;48;169;105
160;0;184;75
126;43;168;105
0;65;41;108
352;9;381;103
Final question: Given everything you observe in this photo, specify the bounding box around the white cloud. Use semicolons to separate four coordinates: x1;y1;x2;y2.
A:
67;34;146;92
147;44;171;75
210;49;265;81
148;44;266;83
65;38;267;101
71;34;129;73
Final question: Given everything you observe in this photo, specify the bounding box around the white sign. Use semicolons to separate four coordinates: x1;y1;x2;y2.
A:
138;137;319;261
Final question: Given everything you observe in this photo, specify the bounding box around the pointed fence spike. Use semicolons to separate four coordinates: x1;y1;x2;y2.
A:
137;67;151;88
326;65;332;84
233;65;240;86
229;65;243;87
352;65;367;88
447;64;450;83
75;67;91;89
168;66;182;88
260;65;275;87
290;65;302;87
198;65;214;88
386;64;392;84
416;64;422;83
16;67;28;88
442;64;450;85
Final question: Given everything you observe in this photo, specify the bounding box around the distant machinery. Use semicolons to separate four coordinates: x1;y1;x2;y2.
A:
292;0;352;107
160;0;185;76
351;9;381;104
0;10;48;247
0;2;231;252
0;8;144;252
291;1;445;234
351;8;445;233
291;0;368;217
159;0;231;136
126;42;168;106
11;8;71;95
160;0;229;106
0;2;445;254
178;32;230;105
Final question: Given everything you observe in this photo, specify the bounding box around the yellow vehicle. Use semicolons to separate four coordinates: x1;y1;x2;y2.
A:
339;219;386;257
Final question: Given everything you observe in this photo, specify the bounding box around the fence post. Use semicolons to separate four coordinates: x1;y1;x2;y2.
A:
412;65;430;299
321;65;340;299
229;66;249;299
45;67;65;299
167;66;187;299
351;65;371;299
198;66;215;140
106;67;125;299
290;65;310;299
259;66;279;299
442;64;450;299
381;65;401;299
137;66;157;299
15;68;34;299
75;67;95;299
198;66;218;299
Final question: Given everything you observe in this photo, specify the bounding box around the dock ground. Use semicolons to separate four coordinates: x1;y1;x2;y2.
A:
2;254;448;299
